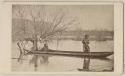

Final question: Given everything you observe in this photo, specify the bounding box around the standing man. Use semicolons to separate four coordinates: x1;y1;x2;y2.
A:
82;34;90;52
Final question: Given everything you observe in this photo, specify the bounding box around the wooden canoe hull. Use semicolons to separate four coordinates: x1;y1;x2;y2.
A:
26;49;113;58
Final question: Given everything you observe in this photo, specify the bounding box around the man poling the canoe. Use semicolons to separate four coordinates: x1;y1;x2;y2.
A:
82;34;90;52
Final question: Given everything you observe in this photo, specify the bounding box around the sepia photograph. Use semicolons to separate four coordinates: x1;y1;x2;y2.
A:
11;4;114;72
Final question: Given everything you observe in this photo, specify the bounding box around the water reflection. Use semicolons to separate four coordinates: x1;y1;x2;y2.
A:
16;47;113;72
29;54;49;71
77;57;90;71
83;57;90;71
29;54;113;72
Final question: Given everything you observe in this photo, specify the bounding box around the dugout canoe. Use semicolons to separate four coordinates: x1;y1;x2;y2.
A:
26;49;113;58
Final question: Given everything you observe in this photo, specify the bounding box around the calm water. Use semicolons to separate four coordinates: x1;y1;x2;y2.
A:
12;40;114;72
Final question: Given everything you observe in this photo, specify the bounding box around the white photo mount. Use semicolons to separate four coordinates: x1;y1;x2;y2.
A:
0;0;124;76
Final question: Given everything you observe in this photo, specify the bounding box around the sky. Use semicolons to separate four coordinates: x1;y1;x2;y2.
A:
60;5;114;31
13;5;114;31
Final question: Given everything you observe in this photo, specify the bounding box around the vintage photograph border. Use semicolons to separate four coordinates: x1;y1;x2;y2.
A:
0;0;124;75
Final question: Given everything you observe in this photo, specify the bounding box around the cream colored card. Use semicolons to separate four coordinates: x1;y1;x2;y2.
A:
0;0;123;76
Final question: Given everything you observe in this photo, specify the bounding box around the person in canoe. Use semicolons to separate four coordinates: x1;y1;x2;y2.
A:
41;44;49;52
82;34;90;52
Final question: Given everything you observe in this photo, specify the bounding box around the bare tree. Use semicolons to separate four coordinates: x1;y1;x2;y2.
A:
13;5;76;52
